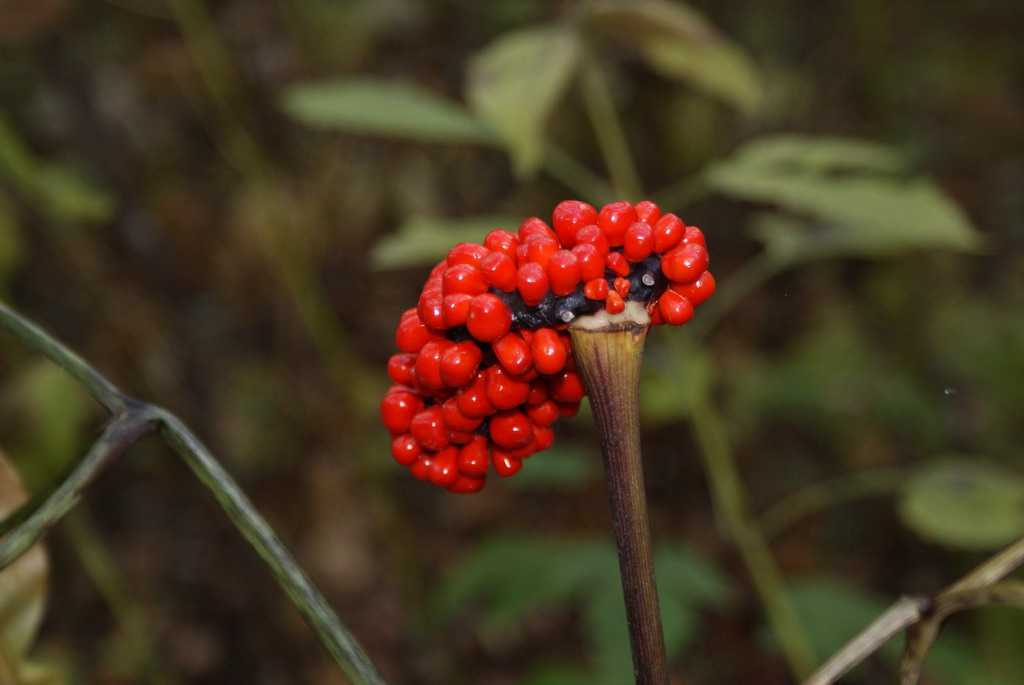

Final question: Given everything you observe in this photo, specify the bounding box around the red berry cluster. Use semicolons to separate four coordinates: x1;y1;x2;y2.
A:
382;200;714;492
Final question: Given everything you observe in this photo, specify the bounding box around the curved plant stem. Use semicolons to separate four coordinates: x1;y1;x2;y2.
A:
0;409;158;566
570;304;668;685
0;300;386;685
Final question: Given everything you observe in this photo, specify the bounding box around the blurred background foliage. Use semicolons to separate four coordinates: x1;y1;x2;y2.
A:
0;0;1022;683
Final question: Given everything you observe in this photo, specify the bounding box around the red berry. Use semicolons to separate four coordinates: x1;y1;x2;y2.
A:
417;292;445;329
661;243;709;284
606;289;626;314
605;252;629;277
395;311;441;353
652;213;685;254
572;242;606;281
681;224;706;248
517;262;549;306
448;474;486;493
548;249;582;297
387;353;416;385
414;339;451;389
381;390;424;432
479;251;517;291
428;446;460;487
634;200;661;224
623;222;654;262
442;397;484;432
613;277;631;298
557;400;581;418
443;263;488;296
410;454;431;481
525;399;559;427
549;370;585;403
598;201;638;247
485;365;531;410
457;436;490;477
484;229;520;258
532;327;567;375
658;289;694;326
491;448;522;477
518;217;556;243
442;293;473;327
489;409;534;449
467;294;512;342
440;341;483;387
390;433;421;466
456;371;496;418
526;237;559;269
574;224;610;254
493;332;534;375
533;426;555;451
584;278;609;300
672;270;716;307
409;405;448;451
552;200;597;247
446;242;489;267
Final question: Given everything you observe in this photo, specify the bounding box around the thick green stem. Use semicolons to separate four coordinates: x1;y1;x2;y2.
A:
570;303;667;685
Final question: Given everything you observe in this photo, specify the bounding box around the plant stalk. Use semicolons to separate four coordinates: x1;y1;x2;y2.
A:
569;303;667;685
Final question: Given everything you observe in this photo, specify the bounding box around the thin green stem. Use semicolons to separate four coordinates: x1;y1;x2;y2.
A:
579;56;644;202
0;410;159;567
687;386;817;678
0;300;131;413
156;409;385;685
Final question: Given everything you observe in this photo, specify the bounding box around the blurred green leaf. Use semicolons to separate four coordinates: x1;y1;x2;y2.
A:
705;135;983;261
523;661;593;685
282;79;494;144
466;25;581;176
432;536;730;683
588;0;761;113
371;215;517;269
899;458;1024;550
0;115;112;224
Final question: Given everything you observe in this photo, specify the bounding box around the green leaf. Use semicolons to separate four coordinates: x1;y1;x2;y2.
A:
281;79;494;144
705;135;983;261
371;215;518;270
899;457;1024;550
587;0;761;113
466;25;581;176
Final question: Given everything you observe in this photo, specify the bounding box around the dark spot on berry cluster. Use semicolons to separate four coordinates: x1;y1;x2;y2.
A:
381;200;716;493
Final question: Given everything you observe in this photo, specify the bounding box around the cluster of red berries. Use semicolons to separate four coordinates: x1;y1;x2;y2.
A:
381;200;714;493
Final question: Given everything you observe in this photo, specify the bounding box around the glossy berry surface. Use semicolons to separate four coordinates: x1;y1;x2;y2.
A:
383;200;714;492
